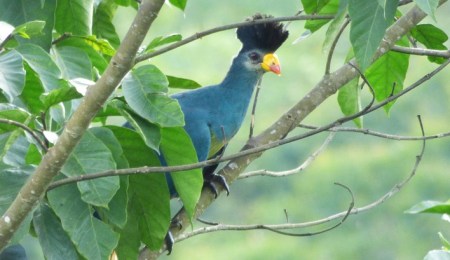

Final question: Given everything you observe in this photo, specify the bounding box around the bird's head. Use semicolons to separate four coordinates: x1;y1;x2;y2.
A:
237;14;289;75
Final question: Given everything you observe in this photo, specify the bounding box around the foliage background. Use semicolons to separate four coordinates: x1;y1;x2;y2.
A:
18;0;450;259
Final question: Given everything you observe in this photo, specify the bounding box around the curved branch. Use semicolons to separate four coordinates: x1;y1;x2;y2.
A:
134;14;335;64
176;182;354;242
0;118;48;152
0;0;166;251
239;132;335;179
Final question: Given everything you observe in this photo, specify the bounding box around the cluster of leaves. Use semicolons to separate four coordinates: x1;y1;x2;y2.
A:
406;200;450;259
301;0;448;127
0;0;203;259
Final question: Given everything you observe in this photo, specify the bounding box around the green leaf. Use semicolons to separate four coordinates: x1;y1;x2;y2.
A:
15;44;62;91
73;35;116;56
411;24;448;64
55;37;109;73
0;0;56;51
405;200;450;214
348;0;399;71
90;127;129;228
55;0;94;35
106;126;158;167
13;21;46;39
122;65;184;127
338;78;361;127
93;0;120;48
413;0;439;21
33;203;79;260
301;0;331;13
19;63;46;114
304;0;338;33
52;45;93;79
62;130;119;207
40;84;83;111
365;36;409;113
167;75;201;89
0;50;25;102
145;34;182;53
107;125;171;251
111;99;161;152
115;201;140;260
161;127;202;220
0;164;34;244
0;104;30;134
47;182;119;260
168;0;187;11
338;50;362;127
2;134;29;167
130;174;170;250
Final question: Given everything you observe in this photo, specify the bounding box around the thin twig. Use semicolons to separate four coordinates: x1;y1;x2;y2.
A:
239;132;335;179
46;58;450;190
175;182;354;242
299;124;450;141
391;45;450;58
249;79;262;139
51;32;72;45
0;34;14;50
325;18;350;75
134;14;335;64
0;118;48;152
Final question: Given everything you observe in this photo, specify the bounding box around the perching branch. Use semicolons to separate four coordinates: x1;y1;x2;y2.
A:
138;2;446;258
0;0;166;251
0;118;48;152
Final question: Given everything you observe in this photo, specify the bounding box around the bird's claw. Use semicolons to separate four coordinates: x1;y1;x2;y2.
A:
204;173;230;198
164;231;174;255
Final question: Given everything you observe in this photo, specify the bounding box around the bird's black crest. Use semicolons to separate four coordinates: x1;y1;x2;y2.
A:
237;13;289;53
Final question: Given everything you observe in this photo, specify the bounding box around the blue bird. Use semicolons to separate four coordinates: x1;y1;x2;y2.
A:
170;13;289;195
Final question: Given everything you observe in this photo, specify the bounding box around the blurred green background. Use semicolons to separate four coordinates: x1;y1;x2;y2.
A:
23;1;450;259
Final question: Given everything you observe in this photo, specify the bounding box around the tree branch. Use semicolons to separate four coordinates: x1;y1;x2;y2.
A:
0;118;48;152
239;132;336;179
0;0;166;251
134;15;335;63
299;124;450;141
138;2;447;258
391;45;450;58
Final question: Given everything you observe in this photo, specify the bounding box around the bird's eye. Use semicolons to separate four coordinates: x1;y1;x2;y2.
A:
248;52;260;61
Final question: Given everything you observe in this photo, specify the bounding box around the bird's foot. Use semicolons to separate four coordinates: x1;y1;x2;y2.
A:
164;231;174;255
164;218;182;255
203;173;230;198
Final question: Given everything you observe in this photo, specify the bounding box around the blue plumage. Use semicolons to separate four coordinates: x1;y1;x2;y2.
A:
165;14;288;200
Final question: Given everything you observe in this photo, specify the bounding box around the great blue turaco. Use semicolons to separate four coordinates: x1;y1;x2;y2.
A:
169;13;288;195
0;14;288;259
160;13;288;253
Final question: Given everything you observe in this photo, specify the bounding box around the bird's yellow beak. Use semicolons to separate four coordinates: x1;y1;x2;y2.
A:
261;53;281;75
